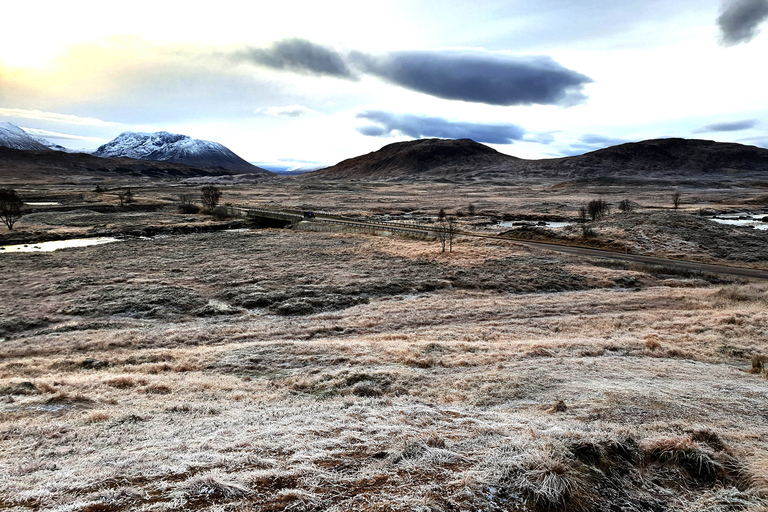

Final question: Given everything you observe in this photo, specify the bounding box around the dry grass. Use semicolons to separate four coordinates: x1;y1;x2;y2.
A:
1;183;768;511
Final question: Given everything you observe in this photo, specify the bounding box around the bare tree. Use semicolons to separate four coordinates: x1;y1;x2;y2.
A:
618;199;633;212
117;188;134;207
437;207;446;221
0;188;23;230
468;203;476;216
435;216;448;252
672;191;681;210
587;198;610;221
178;194;200;214
577;205;593;236
447;216;458;252
201;185;222;210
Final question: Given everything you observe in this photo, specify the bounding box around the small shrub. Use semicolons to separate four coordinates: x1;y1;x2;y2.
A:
351;381;382;397
644;334;662;351
750;354;767;374
178;203;200;214
210;206;230;220
85;411;111;423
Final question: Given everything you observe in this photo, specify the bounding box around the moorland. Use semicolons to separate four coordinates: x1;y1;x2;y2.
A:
1;143;768;512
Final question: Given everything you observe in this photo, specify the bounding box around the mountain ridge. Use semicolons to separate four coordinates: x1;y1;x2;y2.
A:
94;131;271;175
307;137;768;181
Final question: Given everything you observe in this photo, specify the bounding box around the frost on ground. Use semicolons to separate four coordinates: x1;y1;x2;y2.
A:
1;229;767;511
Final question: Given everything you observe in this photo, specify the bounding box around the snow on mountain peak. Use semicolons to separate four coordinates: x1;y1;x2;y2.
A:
93;130;270;174
0;122;52;151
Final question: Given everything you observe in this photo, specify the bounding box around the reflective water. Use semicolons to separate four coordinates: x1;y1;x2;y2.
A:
24;202;60;206
711;213;768;230
0;237;119;253
498;220;572;229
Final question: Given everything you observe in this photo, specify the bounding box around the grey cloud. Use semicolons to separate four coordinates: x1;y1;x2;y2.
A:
240;39;354;78
717;0;768;45
524;132;557;145
560;134;632;156
255;105;317;117
694;119;758;132
237;40;592;107
356;51;592;107
356;111;526;144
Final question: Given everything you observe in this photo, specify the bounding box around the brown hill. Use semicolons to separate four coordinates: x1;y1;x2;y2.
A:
307;138;768;181
0;147;270;184
308;138;520;180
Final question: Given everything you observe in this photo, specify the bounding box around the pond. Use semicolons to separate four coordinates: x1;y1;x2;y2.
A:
0;237;120;253
498;220;572;229
711;213;768;230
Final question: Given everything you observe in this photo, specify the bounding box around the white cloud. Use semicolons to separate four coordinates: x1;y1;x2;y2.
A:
21;127;109;143
0;108;116;126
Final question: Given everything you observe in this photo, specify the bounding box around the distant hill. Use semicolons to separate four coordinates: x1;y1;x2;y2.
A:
306;137;768;181
94;131;271;175
308;138;520;179
0;146;242;183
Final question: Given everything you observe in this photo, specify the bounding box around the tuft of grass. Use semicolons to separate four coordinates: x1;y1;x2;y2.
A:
104;376;142;388
644;334;662;351
641;435;720;482
182;471;250;500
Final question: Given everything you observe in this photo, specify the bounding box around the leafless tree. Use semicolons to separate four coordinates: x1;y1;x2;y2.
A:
672;191;681;210
587;198;610;221
178;194;200;214
435;217;448;252
468;203;476;216
447;216;458;252
117;188;134;207
0;188;23;230
201;185;222;210
437;207;446;221
618;199;633;212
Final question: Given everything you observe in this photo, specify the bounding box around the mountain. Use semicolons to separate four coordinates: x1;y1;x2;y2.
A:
309;138;520;180
0;122;51;151
93;131;271;175
523;138;768;179
0;146;243;183
307;137;768;181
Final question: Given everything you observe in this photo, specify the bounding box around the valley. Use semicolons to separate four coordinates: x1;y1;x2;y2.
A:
1;170;767;511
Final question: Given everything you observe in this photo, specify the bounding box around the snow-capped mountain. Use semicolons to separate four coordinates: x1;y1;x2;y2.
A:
93;131;270;174
0;122;51;151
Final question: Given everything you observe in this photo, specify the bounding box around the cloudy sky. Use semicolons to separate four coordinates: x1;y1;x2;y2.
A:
1;0;767;169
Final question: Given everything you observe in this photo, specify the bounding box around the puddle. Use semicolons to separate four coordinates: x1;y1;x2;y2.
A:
25;202;60;206
498;220;572;229
0;237;120;253
711;213;768;230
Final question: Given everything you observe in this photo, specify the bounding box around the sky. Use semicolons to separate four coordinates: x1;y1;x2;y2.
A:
1;0;767;170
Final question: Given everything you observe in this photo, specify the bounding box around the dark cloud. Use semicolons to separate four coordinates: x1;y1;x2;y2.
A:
694;119;758;132
355;111;526;144
237;41;592;107
356;51;592;106
240;39;354;78
717;0;768;46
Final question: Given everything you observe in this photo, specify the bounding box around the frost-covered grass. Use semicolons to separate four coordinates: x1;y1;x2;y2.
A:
1;227;767;511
